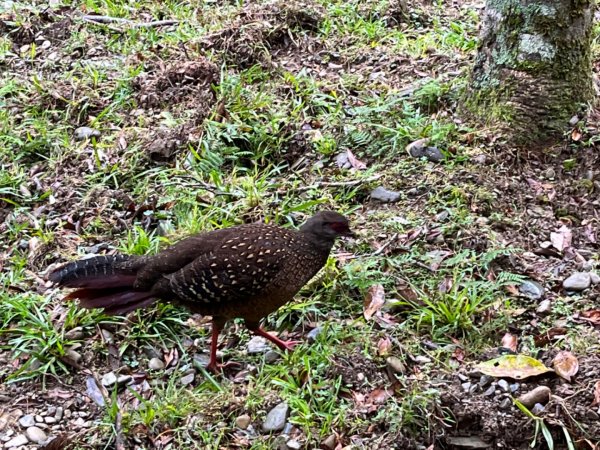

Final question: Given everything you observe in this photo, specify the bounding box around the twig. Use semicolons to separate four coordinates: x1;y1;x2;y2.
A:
81;15;179;29
296;174;382;192
115;411;125;450
370;233;400;256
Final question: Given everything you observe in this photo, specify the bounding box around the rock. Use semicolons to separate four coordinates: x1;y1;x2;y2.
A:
18;415;35;428
478;375;493;388
63;349;82;365
247;336;271;354
335;152;352;169
499;397;512;409
101;372;131;388
517;386;551;408
262;402;289;432
100;329;115;344
55;407;63;421
483;386;495;396
531;403;545;415
510;383;520;393
536;299;552;315
35;415;43;423
445;436;489;448
497;379;510;393
148;358;165;370
321;434;336;449
386;356;405;374
192;353;210;370
370;186;401;203
44;416;56;424
180;373;195;386
563;272;591;291
414;355;431;364
461;382;472;393
519;280;544;300
74;126;101;140
590;272;600;284
64;327;84;340
407;138;445;162
235;414;251;430
435;210;450;222
5;434;29;448
26;426;47;444
306;326;323;343
264;351;280;363
569;115;580;127
286;439;302;450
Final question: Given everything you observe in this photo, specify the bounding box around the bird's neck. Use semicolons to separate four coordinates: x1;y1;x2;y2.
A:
299;230;336;253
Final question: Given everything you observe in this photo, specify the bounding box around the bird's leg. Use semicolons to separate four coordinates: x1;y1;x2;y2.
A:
207;318;227;372
246;322;302;352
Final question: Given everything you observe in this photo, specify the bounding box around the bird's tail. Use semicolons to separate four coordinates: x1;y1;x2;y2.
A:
48;255;157;315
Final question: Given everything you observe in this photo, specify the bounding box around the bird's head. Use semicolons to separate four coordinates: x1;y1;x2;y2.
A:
300;211;354;240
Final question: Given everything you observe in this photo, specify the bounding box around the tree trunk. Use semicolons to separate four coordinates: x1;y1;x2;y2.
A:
463;0;595;144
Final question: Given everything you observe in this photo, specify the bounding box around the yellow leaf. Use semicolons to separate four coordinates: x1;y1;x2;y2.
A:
475;355;553;380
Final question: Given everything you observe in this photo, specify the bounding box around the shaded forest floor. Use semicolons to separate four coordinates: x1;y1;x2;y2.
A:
1;0;600;449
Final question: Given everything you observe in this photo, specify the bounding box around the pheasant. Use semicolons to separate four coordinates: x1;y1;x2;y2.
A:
49;211;353;371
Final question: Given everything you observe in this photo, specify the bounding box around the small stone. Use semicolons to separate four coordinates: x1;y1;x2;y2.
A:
55;407;63;421
531;403;545;415
446;436;489;448
192;353;210;370
518;386;551;408
370;186;401;203
478;375;493;388
483;386;495;396
148;358;165;370
569;115;580;127
335;152;351;169
536;299;552;315
590;272;600;284
510;383;520;393
44;416;56;424
457;373;469;382
321;434;336;449
262;402;289;432
64;409;72;419
499;397;512;409
180;373;195;386
306;326;323;343
74;126;101;140
435;210;450;222
64;327;84;340
563;272;591;291
100;329;115;344
468;384;479;394
461;382;472;393
264;351;280;363
519;280;544;300
64;349;82;365
5;434;29;447
414;355;431;364
386;356;405;374
35;415;44;423
286;439;302;450
407;139;445;162
47;406;56;416
26;426;47;444
235;414;251;430
18;415;35;428
472;154;488;165
247;336;271;354
101;372;131;388
497;379;510;393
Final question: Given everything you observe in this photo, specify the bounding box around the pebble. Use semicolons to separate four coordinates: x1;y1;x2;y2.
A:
591;272;600;284
531;403;545;415
536;299;552;315
44;416;56;424
235;414;251;430
517;386;551;408
264;351;280;364
180;373;195;386
563;272;591;291
64;327;84;340
499;397;512;409
74;126;101;140
510;383;520;393
461;382;472;393
497;379;510;393
321;434;336;449
483;386;495;397
407;138;445;162
519;280;544;300
306;326;323;343
64;349;82;365
101;372;132;388
192;354;210;370
5;434;29;448
446;436;489;448
386;356;405;374
148;358;165;370
286;439;302;450
25;426;47;444
247;336;271;354
262;402;289;432
478;375;493;388
35;415;43;423
370;186;401;203
335;152;352;169
18;415;35;428
55;407;63;421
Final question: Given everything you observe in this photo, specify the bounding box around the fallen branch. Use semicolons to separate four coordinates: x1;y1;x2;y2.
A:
81;15;179;29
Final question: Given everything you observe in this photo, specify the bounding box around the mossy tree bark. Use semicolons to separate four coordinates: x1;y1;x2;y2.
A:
463;0;595;144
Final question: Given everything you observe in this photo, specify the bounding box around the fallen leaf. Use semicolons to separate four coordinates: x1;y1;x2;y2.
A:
552;351;579;382
550;225;572;252
366;387;392;404
534;327;568;346
591;381;600;407
346;149;367;170
364;284;385;321
579;309;600;325
501;333;518;353
475;355;554;380
377;337;392;356
571;128;582;141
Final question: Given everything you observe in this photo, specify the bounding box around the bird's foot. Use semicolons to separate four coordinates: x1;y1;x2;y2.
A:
251;327;302;352
206;360;242;373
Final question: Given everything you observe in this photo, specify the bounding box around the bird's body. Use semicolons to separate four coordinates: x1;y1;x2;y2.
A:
49;211;352;371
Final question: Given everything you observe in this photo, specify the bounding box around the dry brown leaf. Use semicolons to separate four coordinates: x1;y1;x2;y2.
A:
346;149;367;170
501;333;518;353
591;380;600;407
364;284;385;321
579;309;600;325
553;351;579;382
550;225;572;252
571;128;582;141
377;337;392;356
534;327;568;347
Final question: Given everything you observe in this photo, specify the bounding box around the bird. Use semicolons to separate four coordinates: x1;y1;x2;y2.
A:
49;211;353;372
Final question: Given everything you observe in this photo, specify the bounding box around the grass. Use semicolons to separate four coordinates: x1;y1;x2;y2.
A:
2;0;600;448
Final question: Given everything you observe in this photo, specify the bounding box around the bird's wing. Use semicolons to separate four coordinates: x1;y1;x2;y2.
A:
164;237;287;304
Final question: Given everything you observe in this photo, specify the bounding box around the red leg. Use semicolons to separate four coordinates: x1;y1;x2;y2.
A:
207;320;223;373
250;326;302;352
